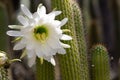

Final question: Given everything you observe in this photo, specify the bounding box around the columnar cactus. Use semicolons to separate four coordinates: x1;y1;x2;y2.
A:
91;44;110;80
51;0;89;80
82;0;91;36
36;58;54;80
72;1;89;80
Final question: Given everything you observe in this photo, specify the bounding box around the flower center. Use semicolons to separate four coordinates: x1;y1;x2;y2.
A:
33;25;48;42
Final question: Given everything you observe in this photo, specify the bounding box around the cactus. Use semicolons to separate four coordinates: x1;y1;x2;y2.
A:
72;1;89;80
2;0;114;80
91;44;110;80
0;67;9;80
51;0;89;80
36;57;54;80
82;0;91;37
0;3;8;51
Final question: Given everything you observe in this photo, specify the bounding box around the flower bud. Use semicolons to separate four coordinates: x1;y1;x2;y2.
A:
0;52;8;66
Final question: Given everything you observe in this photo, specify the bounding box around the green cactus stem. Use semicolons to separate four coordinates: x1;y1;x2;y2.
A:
82;0;91;37
36;57;54;80
91;44;110;80
72;1;90;80
0;67;9;80
51;0;89;80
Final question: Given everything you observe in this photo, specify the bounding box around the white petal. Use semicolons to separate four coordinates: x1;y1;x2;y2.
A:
28;19;35;26
27;54;36;67
47;13;55;21
35;47;44;57
52;20;61;27
42;45;53;56
49;11;62;16
27;49;35;58
41;42;57;56
17;15;28;26
37;4;46;17
47;38;61;49
7;31;22;37
33;12;40;21
60;34;72;40
57;48;66;54
55;28;62;35
13;41;25;50
21;26;32;35
44;56;56;66
8;25;24;29
21;4;33;18
50;57;56;66
26;43;33;50
59;18;68;28
60;42;70;48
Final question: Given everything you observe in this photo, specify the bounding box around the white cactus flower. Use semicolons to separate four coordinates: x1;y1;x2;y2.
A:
7;4;72;67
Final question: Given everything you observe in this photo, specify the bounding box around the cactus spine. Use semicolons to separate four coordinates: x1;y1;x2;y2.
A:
51;0;89;80
91;44;110;80
36;57;54;80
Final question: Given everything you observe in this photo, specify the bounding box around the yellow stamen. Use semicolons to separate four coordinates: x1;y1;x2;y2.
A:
40;57;44;64
33;25;48;43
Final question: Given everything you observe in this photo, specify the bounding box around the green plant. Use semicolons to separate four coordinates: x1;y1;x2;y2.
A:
36;58;54;80
91;44;110;80
51;0;89;80
72;1;89;80
0;67;9;80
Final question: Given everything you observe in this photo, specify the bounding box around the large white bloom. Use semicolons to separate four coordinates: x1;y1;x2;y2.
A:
7;4;72;67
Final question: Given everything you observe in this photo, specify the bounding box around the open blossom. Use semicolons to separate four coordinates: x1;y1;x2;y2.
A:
7;4;72;67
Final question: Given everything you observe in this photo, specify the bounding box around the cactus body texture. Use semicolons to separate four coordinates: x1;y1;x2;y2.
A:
36;57;54;80
91;44;110;80
82;0;91;37
52;0;89;80
72;1;89;80
0;67;9;80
